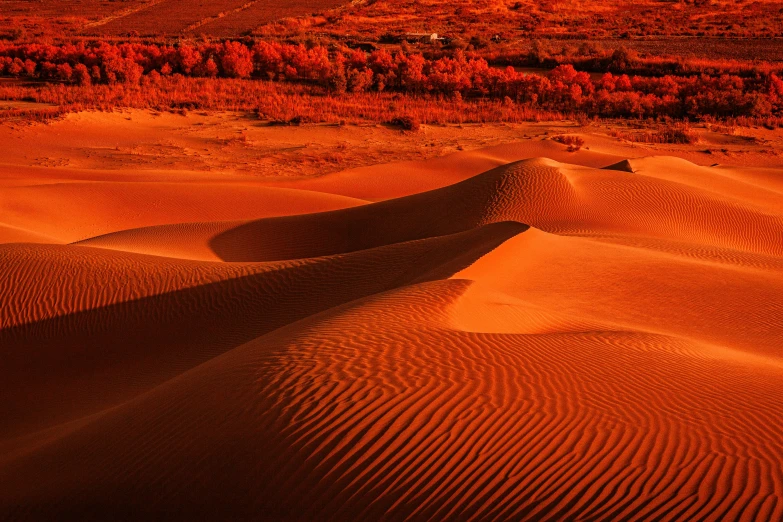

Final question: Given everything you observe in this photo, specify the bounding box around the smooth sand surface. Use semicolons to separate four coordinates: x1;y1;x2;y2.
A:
1;115;782;521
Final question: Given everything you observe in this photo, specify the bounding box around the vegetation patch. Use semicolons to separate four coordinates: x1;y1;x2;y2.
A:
611;124;699;144
552;134;585;151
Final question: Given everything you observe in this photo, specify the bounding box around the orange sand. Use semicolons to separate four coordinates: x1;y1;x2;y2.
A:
1;113;782;520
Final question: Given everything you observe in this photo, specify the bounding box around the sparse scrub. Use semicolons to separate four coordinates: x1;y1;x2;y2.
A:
705;121;736;135
610;123;699;144
0;105;69;123
0;76;566;125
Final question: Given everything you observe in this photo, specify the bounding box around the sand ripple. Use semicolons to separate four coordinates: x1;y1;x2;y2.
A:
1;154;782;521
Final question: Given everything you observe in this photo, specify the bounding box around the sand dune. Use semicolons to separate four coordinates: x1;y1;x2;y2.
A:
273;138;627;201
1;142;782;521
1;223;521;439
149;157;781;262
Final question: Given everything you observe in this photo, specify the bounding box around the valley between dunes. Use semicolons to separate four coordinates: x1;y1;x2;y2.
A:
1;111;782;521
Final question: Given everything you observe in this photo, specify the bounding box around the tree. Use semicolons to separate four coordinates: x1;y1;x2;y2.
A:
7;58;24;76
326;57;347;94
22;58;37;77
252;41;284;80
220;41;253;78
177;45;202;75
397;53;426;92
55;63;73;82
73;63;91;85
347;68;373;92
199;58;219;78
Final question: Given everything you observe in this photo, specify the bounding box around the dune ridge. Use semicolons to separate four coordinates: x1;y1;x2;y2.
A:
1;149;782;521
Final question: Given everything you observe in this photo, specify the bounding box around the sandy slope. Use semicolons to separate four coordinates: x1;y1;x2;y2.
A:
1;131;782;521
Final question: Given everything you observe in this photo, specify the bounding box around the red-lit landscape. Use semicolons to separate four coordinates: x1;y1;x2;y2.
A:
1;1;782;520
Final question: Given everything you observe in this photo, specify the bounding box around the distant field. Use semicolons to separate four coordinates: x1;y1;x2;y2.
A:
2;0;783;76
309;0;783;41
0;0;137;19
4;0;783;42
93;0;345;36
0;0;347;38
192;0;344;37
528;37;783;64
89;0;246;35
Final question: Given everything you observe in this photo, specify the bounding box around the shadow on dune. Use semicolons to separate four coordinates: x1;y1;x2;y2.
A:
0;221;527;441
208;159;547;262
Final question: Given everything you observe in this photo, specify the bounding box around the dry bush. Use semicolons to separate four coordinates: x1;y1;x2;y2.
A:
575;113;591;127
389;115;421;131
657;125;699;144
707;122;736;135
552;134;585;151
611;123;698;144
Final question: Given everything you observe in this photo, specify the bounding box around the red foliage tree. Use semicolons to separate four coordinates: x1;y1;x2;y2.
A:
220;41;253;78
73;63;91;86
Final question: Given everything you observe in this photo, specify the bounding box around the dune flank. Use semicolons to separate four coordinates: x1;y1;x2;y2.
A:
1;141;782;521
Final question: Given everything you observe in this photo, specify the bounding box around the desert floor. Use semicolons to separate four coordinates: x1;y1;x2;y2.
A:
1;111;782;520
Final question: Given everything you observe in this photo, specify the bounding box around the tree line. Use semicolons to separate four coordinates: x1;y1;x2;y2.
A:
2;41;783;120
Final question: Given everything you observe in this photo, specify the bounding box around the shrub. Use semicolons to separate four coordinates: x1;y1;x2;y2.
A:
657;124;699;144
553;134;585;151
389;115;421;131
